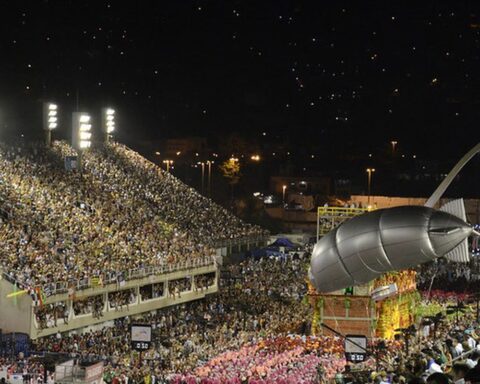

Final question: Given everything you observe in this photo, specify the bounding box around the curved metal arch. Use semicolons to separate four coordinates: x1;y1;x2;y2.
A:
425;142;480;208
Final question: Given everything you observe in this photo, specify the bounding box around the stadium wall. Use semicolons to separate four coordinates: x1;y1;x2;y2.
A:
0;278;33;335
1;265;218;340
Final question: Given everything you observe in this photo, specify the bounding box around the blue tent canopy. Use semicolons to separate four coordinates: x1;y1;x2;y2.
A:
269;237;296;248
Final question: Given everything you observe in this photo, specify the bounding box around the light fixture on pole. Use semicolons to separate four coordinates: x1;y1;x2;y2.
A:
282;185;287;204
366;168;376;205
102;108;115;143
72;112;92;170
163;159;173;172
43;102;58;147
390;140;398;155
206;160;213;197
198;162;205;194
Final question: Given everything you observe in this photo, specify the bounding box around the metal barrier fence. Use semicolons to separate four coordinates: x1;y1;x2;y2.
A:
317;206;373;217
316;206;375;240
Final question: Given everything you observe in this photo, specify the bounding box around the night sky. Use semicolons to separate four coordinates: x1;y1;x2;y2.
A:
1;1;480;161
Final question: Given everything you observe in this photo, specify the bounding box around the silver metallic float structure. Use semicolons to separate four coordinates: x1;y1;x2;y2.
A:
309;143;480;293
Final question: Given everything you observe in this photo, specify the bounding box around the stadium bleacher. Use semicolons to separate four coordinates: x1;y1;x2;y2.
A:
0;140;266;291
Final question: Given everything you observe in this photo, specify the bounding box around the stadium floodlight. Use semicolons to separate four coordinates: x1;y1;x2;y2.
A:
102;107;115;142
72;112;92;151
43;102;58;146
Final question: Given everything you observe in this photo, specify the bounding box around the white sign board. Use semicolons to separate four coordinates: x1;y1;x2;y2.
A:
345;334;368;363
131;324;152;342
131;324;152;351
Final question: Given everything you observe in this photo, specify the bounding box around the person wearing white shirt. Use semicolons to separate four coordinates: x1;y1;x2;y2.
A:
422;324;430;338
455;339;464;356
428;360;443;374
466;334;476;350
466;351;480;369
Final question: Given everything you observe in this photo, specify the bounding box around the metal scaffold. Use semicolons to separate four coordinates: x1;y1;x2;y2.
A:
316;206;373;241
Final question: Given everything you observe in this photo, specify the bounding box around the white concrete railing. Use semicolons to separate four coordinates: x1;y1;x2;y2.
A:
2;255;216;297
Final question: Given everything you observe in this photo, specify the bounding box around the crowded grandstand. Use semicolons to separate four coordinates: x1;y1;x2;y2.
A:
0;140;266;289
1;141;480;384
2;250;480;383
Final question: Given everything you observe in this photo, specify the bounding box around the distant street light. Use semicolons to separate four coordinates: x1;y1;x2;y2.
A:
163;160;173;172
250;154;261;161
366;168;376;204
198;160;215;196
198;162;205;194
43;102;58;147
390;140;398;155
206;160;213;197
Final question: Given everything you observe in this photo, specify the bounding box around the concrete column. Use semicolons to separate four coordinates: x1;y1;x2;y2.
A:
191;275;196;291
135;286;140;305
68;299;74;321
106;292;111;312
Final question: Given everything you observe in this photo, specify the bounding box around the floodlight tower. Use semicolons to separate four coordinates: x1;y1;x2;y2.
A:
72;112;92;170
102;108;115;143
43;103;58;147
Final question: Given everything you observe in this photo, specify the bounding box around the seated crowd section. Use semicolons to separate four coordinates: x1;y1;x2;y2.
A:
2;254;480;383
0;140;266;290
5;140;480;383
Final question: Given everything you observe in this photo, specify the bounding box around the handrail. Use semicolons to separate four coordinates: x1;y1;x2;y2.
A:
317;206;373;216
449;346;477;364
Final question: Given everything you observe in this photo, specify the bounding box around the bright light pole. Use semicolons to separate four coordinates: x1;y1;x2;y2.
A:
43;102;58;147
390;140;398;155
282;184;287;205
163;160;173;172
72;112;92;171
102;108;115;143
366;168;376;204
